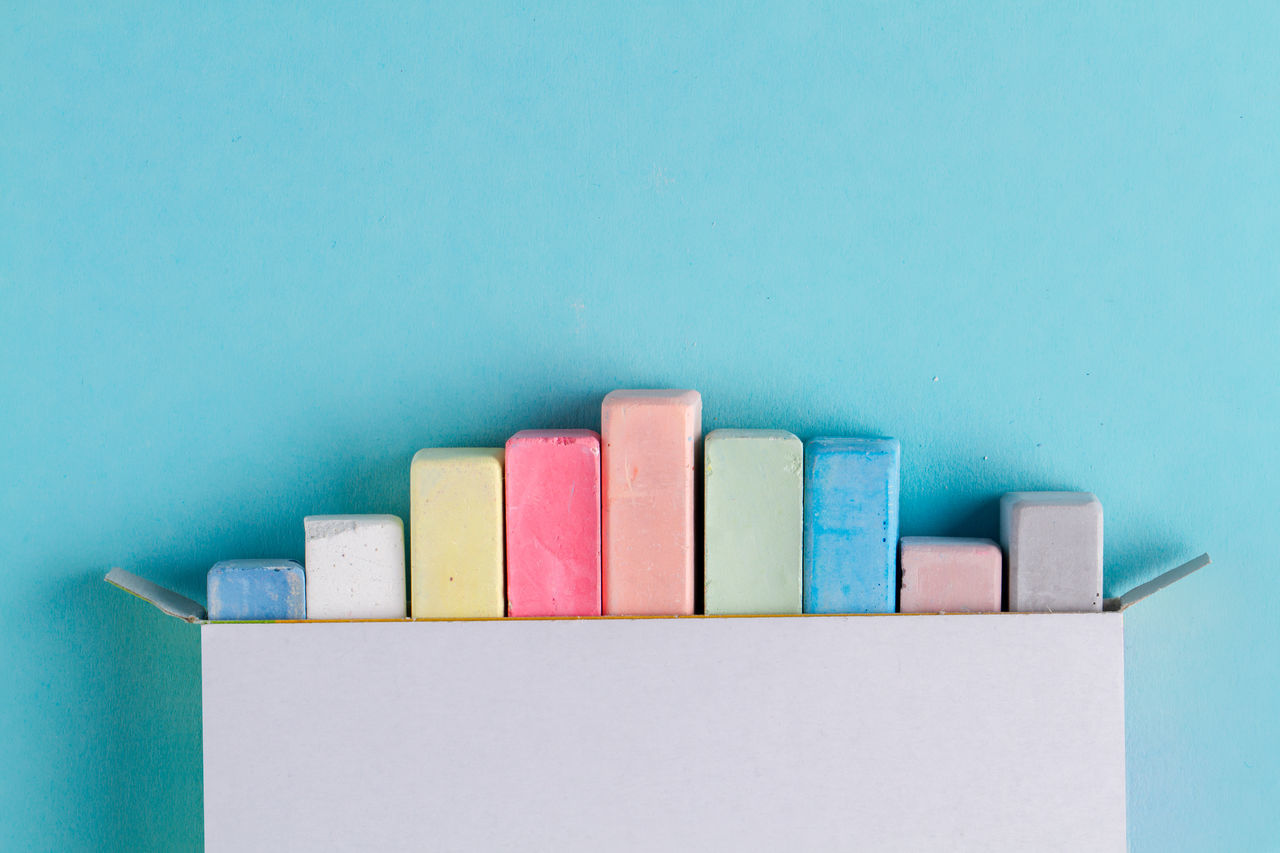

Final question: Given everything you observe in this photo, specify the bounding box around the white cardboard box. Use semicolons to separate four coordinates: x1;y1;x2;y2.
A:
107;554;1208;853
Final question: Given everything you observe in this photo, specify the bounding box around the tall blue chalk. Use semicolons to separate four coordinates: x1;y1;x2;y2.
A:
207;559;307;621
803;438;901;613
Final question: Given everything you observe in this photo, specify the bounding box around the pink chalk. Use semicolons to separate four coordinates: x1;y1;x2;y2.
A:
601;390;701;616
504;430;602;617
899;537;1003;613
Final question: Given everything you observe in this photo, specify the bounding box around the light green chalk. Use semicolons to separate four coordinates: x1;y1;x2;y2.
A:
703;429;804;615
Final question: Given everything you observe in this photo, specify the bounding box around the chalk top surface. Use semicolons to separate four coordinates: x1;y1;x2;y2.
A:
1002;491;1100;508
806;436;901;456
411;447;504;465
304;515;403;540
900;536;1000;548
602;389;701;407
706;428;799;442
507;429;601;444
210;558;303;573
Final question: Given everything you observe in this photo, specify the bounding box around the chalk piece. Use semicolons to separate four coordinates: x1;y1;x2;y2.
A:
410;448;505;619
601;389;701;616
704;429;803;615
505;430;602;617
207;559;306;621
803;437;900;614
1001;492;1103;612
304;515;406;619
899;537;1002;613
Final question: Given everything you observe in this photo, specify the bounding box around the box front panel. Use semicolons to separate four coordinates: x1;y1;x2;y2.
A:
202;614;1125;852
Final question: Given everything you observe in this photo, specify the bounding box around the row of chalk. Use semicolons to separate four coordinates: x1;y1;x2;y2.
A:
206;389;1104;621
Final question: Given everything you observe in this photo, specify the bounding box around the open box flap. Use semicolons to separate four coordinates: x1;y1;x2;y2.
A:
106;552;1211;623
1103;553;1211;612
105;567;207;623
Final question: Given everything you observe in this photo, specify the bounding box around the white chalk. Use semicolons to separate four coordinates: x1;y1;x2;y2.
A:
304;515;407;619
1001;492;1103;612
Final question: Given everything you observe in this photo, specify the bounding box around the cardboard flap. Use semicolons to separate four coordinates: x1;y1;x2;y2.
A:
1103;553;1211;612
103;553;1209;622
105;568;207;623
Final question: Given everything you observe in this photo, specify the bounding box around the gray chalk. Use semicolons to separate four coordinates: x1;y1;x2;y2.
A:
1001;492;1103;612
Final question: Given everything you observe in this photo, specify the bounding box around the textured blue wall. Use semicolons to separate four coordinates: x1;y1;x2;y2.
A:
2;3;1276;849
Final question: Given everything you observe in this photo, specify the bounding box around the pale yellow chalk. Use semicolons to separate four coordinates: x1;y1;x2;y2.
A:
410;447;505;619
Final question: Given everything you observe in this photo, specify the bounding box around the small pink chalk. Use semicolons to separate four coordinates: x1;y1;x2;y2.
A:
898;537;1003;613
504;430;602;617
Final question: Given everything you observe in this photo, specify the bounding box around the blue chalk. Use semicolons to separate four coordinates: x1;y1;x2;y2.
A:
803;437;901;614
207;559;306;621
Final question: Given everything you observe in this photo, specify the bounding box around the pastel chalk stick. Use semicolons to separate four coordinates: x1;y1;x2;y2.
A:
703;429;803;615
803;437;900;614
207;559;306;621
898;537;1002;613
1001;491;1103;612
601;389;701;616
304;515;407;619
410;448;505;619
504;429;602;617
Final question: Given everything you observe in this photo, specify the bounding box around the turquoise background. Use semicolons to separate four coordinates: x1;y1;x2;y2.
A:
2;3;1276;849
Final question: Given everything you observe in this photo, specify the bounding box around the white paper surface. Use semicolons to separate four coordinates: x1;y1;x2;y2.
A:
202;614;1125;852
